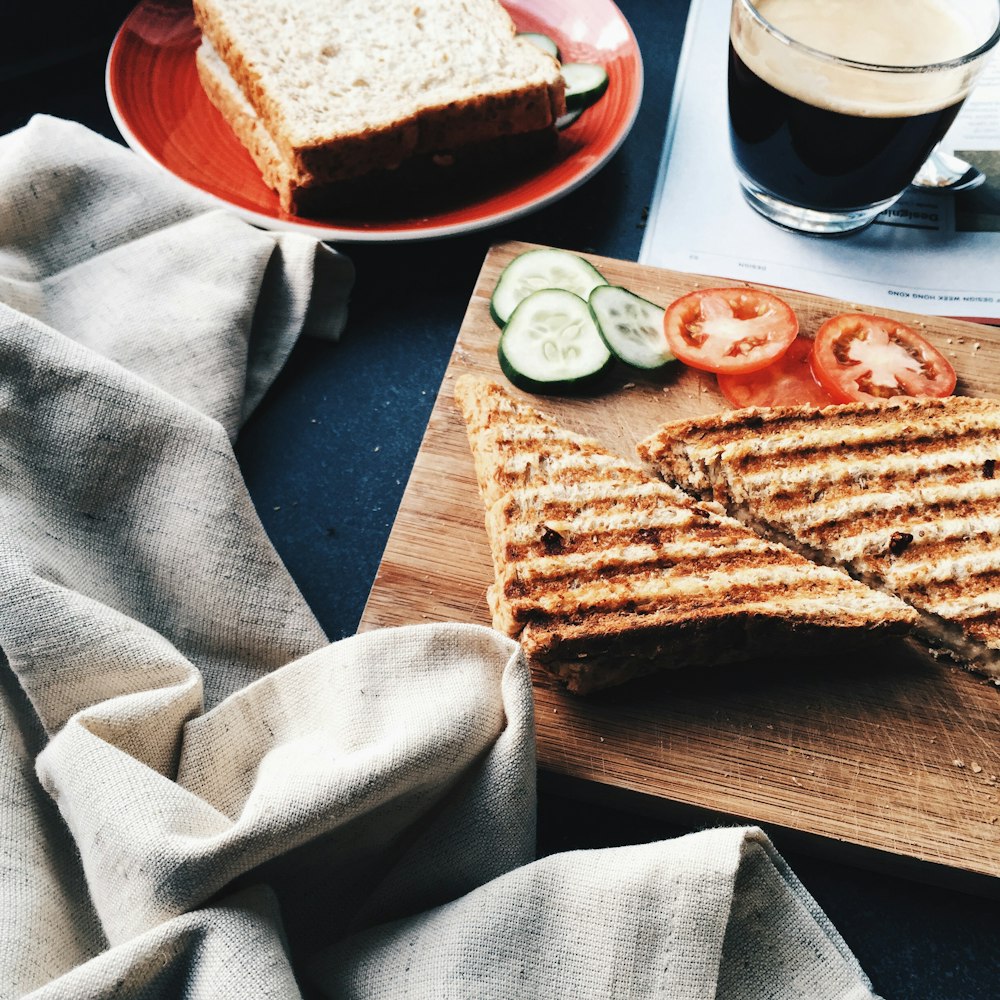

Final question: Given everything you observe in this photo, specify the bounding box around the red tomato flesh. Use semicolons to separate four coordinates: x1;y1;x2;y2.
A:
810;313;957;404
662;288;799;375
717;336;834;408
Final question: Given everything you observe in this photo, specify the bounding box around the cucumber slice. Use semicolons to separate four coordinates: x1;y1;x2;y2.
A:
518;31;560;60
490;248;608;326
589;285;674;371
562;62;609;111
498;288;612;393
556;108;584;131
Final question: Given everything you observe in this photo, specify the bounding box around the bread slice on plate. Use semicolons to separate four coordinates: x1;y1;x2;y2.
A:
639;395;1000;680
192;0;566;214
454;376;917;694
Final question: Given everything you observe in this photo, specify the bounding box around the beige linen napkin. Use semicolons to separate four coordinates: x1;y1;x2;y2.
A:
0;117;880;1000
0;115;354;438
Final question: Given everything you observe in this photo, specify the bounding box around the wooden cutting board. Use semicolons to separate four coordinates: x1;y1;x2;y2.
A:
360;239;1000;892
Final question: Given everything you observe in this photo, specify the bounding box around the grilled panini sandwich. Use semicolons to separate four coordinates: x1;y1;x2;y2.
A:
455;376;916;693
638;395;1000;679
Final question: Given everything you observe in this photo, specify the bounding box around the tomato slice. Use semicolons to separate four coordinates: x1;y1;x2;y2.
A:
662;287;799;375
810;313;957;403
717;336;834;408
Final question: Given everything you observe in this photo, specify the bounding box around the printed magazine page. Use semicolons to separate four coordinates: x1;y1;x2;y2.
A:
640;0;1000;321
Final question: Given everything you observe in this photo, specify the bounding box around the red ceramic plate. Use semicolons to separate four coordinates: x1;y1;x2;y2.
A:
106;0;643;242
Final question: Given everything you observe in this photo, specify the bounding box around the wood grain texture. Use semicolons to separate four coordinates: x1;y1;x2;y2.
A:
360;240;1000;886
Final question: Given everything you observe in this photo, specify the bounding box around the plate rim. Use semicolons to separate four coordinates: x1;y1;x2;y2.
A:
104;0;645;244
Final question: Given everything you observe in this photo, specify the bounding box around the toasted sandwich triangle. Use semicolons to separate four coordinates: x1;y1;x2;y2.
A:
638;395;1000;679
455;376;916;693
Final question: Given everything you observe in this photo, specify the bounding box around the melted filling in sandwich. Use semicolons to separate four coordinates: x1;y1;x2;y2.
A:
455;376;917;693
638;395;1000;679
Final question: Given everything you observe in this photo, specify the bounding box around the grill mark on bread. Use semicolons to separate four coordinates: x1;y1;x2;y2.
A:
497;457;646;489
730;449;994;496
500;479;692;512
485;464;646;504
503;522;754;562
639;397;1000;475
761;464;981;506
508;570;880;626
905;572;1000;607
500;491;710;532
724;426;993;472
887;534;1000;571
756;488;1000;544
457;376;918;692
502;576;884;631
642;395;997;445
639;395;1000;679
501;536;784;596
472;428;647;507
497;482;742;562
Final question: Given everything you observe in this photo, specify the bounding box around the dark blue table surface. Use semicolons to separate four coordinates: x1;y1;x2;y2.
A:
4;0;999;995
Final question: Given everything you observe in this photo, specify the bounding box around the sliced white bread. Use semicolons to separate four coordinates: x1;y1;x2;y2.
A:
196;40;302;206
192;0;566;196
196;38;559;214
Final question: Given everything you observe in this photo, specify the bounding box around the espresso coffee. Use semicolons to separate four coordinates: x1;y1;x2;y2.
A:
728;45;964;211
727;0;997;226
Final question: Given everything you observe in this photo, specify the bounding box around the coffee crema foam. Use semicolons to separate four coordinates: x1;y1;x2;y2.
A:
732;0;997;117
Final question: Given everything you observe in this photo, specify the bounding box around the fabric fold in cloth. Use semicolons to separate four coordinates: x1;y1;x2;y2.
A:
0;115;355;438
36;625;534;950
311;826;879;1000
0;117;880;1000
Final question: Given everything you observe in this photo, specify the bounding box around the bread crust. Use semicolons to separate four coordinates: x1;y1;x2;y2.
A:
196;43;300;206
196;39;556;219
197;40;560;214
192;0;566;190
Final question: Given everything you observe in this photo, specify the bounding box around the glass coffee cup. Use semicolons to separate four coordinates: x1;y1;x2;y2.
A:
728;0;1000;235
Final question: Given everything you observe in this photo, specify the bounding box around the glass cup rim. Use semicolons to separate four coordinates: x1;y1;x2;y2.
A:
735;0;1000;74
